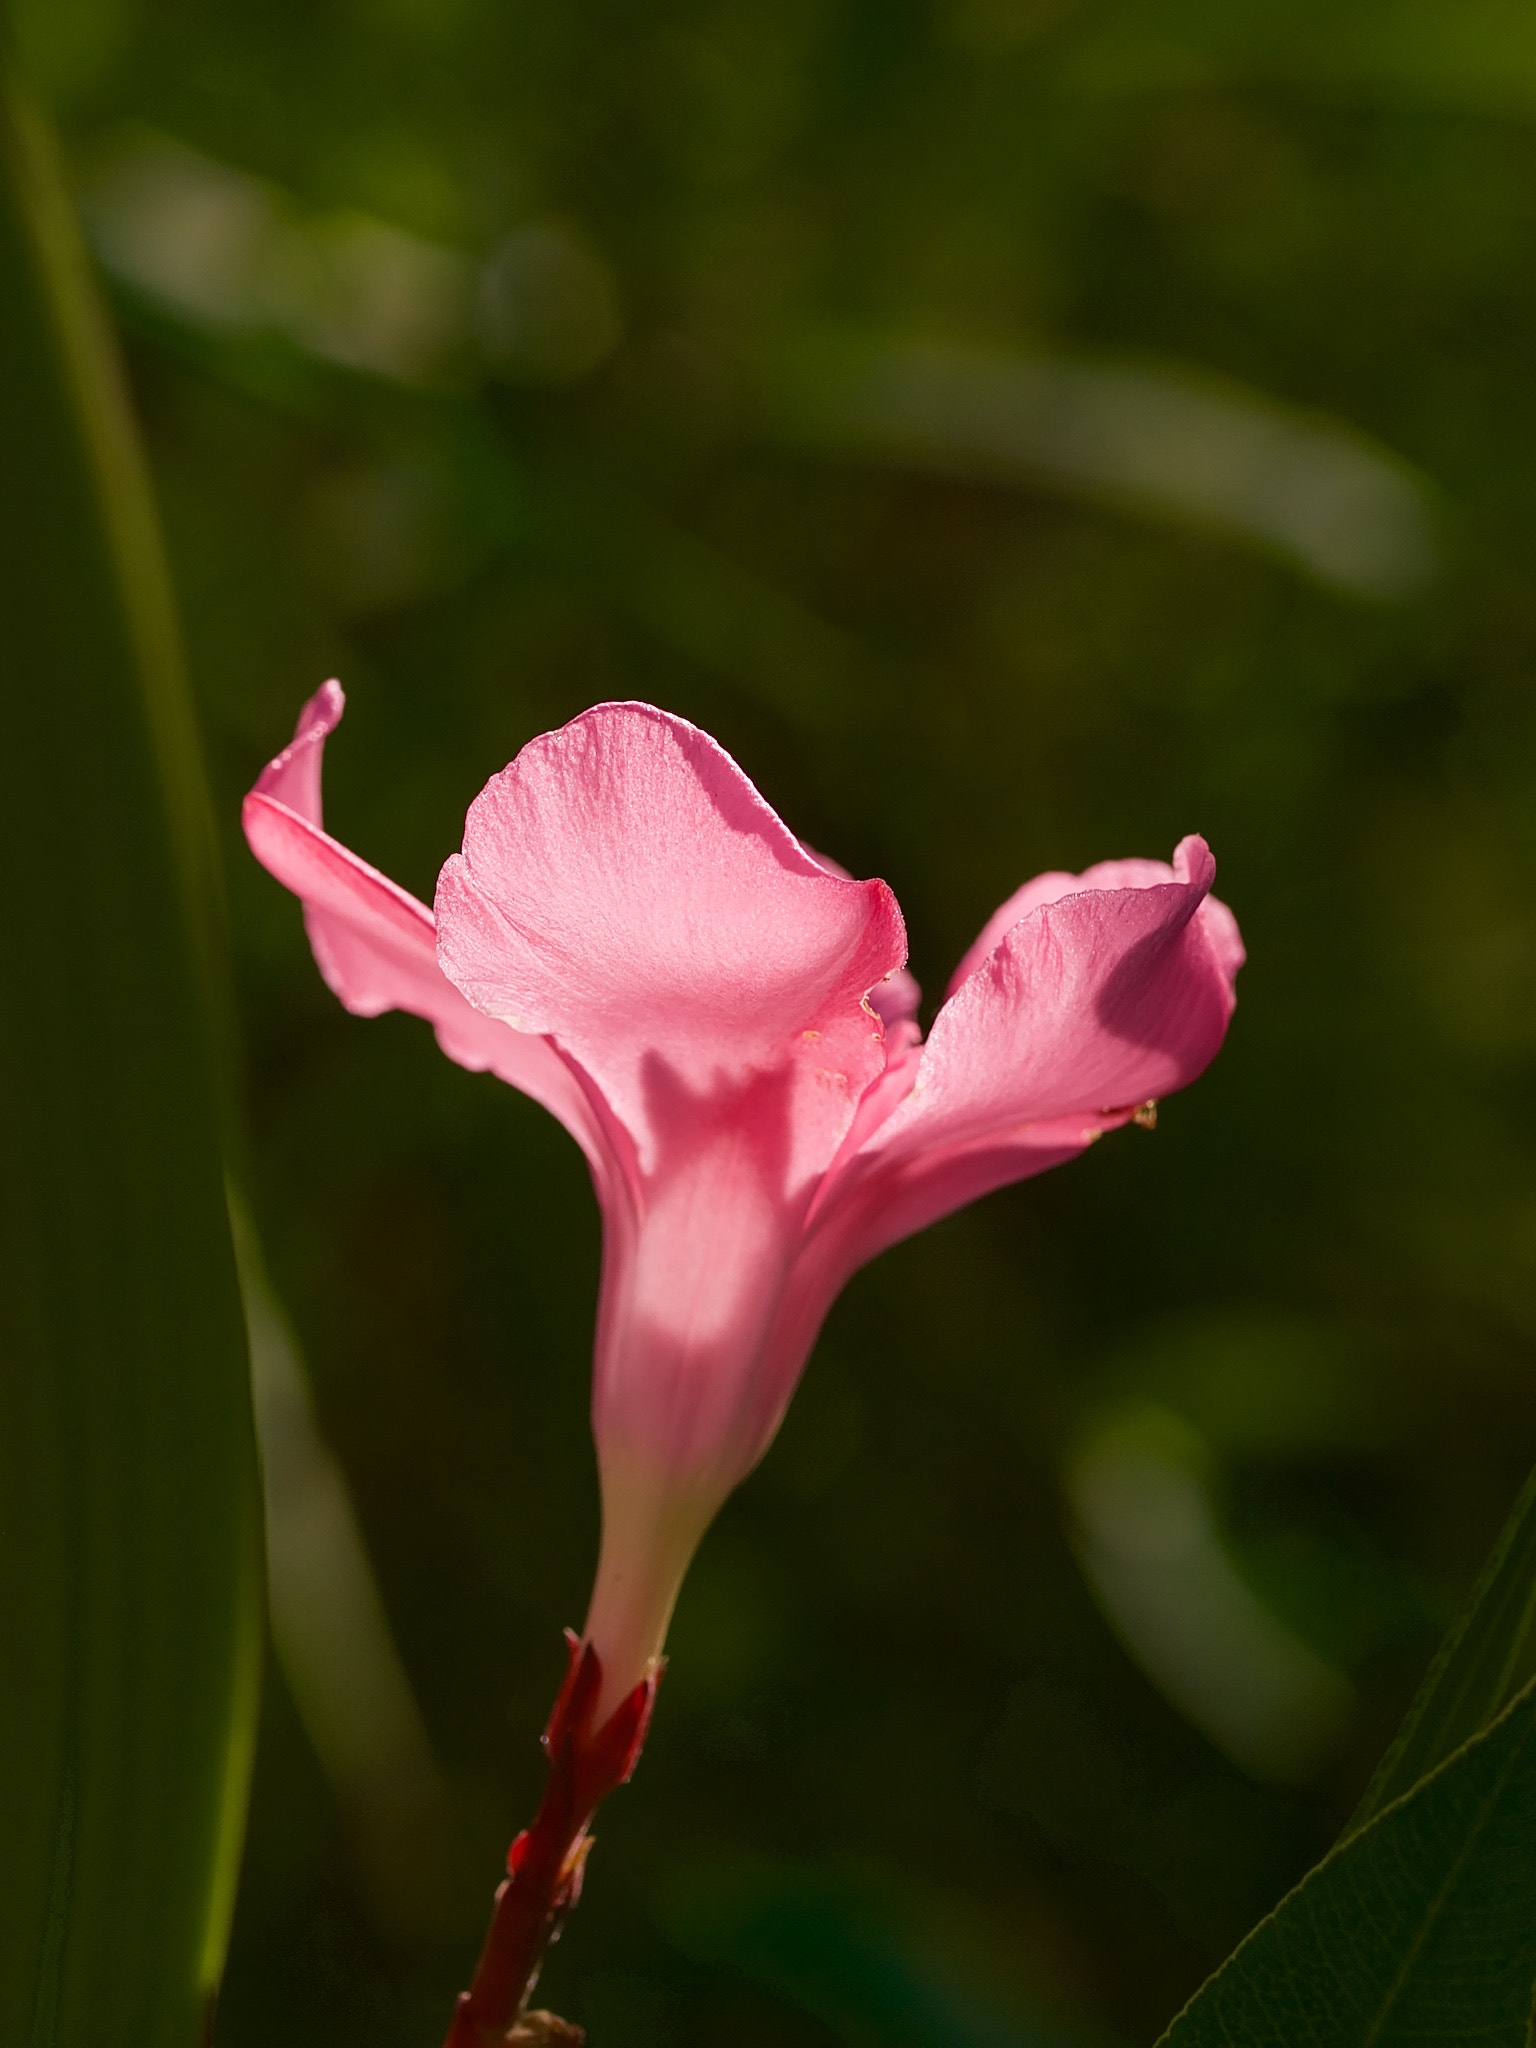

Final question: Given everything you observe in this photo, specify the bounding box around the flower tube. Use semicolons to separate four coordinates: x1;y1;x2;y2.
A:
244;685;1243;2040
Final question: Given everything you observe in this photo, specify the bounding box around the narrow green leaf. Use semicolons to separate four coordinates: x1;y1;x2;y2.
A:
0;53;263;2048
1345;1458;1536;1835
1156;1678;1536;2046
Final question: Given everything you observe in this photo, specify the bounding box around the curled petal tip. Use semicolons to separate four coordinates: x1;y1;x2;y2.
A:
1172;832;1216;892
303;676;346;735
253;678;347;812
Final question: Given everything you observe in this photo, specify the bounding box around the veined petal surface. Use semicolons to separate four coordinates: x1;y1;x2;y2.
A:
811;837;1241;1273
435;703;906;1192
945;852;1209;999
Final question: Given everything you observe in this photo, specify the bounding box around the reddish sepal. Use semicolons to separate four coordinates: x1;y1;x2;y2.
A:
440;1634;665;2048
540;1630;591;1757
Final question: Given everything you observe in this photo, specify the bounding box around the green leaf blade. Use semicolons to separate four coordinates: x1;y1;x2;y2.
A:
1346;1461;1536;1837
1157;1682;1536;2047
0;58;262;2048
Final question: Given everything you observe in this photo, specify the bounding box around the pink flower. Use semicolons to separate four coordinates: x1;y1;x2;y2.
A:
245;685;1243;1716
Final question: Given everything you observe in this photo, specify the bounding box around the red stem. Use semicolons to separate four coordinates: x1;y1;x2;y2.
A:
442;1635;660;2048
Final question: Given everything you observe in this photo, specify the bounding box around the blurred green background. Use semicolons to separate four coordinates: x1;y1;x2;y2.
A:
21;0;1536;2041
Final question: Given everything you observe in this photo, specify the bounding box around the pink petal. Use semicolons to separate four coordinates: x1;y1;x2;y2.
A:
810;836;1242;1274
252;677;342;826
434;703;910;1602
243;685;619;1184
868;965;922;1033
435;703;906;1192
946;852;1208;999
799;840;922;1032
590;1068;809;1478
1196;888;1247;986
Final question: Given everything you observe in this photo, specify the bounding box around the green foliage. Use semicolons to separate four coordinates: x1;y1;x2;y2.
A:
1347;1458;1536;1836
1151;1454;1536;2042
0;54;261;2048
1157;1678;1536;2046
